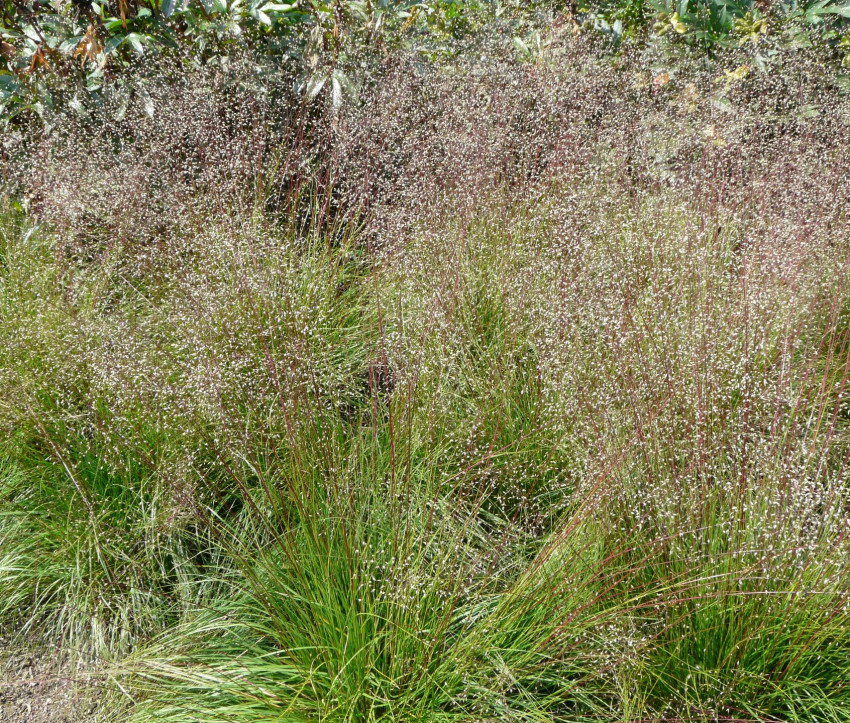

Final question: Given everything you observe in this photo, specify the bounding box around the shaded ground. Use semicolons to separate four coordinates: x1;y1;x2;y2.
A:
0;639;101;723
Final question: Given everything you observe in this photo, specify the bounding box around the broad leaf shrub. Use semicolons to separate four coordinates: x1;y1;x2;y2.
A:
0;0;557;125
576;0;850;59
2;0;849;130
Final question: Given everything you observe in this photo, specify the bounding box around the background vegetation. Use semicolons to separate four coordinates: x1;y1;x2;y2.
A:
2;1;850;722
1;0;849;124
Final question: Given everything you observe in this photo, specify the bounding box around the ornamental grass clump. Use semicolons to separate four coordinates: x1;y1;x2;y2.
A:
1;33;849;722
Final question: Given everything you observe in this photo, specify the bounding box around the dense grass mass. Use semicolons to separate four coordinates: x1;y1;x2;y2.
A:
2;26;850;723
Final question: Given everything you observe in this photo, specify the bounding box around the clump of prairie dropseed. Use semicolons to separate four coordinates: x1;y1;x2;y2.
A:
1;35;850;723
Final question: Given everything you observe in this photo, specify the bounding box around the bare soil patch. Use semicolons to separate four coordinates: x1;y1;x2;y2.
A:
0;639;101;723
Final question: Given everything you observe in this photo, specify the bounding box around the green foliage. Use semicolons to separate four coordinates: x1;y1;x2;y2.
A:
3;0;848;127
0;0;513;124
581;0;850;52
